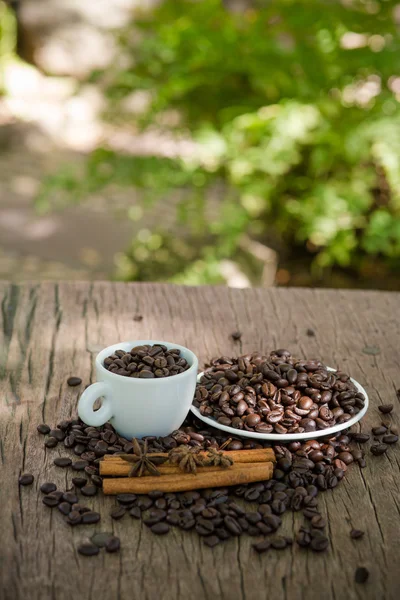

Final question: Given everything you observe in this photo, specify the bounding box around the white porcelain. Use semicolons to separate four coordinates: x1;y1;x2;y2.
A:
190;368;369;441
78;340;198;440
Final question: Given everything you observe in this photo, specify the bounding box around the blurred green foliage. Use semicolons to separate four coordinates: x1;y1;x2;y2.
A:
40;0;400;284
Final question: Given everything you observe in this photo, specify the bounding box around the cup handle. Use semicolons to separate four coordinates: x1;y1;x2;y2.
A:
78;382;114;427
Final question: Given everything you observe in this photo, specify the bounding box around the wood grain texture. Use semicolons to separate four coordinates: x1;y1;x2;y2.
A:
0;281;399;600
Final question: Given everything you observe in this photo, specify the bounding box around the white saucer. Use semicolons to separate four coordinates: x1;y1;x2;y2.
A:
190;369;369;441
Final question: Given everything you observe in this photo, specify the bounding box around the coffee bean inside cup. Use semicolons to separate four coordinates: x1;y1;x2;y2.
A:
103;344;191;379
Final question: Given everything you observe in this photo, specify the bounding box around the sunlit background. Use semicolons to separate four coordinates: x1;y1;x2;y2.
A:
1;0;399;288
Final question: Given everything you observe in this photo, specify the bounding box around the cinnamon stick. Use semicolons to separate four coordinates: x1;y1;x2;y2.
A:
101;448;275;477
102;461;273;494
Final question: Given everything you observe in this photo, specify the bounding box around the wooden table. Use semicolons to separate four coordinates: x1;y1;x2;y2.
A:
1;282;399;600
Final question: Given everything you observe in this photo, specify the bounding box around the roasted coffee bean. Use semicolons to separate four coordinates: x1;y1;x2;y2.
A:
67;376;82;387
350;529;364;539
50;429;65;442
81;511;101;524
58;502;72;516
271;536;287;550
72;477;88;488
195;350;365;432
151;522;170;535
72;460;89;471
54;457;72;468
355;567;369;584
105;345;190;379
19;473;34;486
310;535;329;552
137;496;153;511
66;511;82;525
223;516;242;535
378;404;393;414
296;530;311;547
37;424;50;435
382;434;398;444
105;536;120;553
371;444;388;456
110;506;126;520
72;504;90;514
45;437;58;448
196;519;215;536
116;493;137;505
129;506;141;519
78;542;99;556
203;535;220;547
311;515;326;529
166;512;181;526
372;426;387;436
253;539;271;553
40;482;57;494
81;485;98;497
351;432;370;443
63;492;78;504
43;494;60;507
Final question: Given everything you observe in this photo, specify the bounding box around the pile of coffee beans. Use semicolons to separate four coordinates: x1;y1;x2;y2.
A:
103;344;191;379
27;362;396;565
32;412;373;557
193;350;366;433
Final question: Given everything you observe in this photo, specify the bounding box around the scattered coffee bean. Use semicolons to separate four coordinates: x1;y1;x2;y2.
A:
105;536;120;553
351;433;370;443
372;426;387;436
203;535;220;547
253;539;271;553
350;529;364;539
67;377;82;387
54;457;72;468
310;535;329;551
81;511;101;525
110;506;126;520
151;522;170;535
72;460;89;471
371;444;388;456
58;502;72;516
231;331;242;341
378;404;393;414
40;482;57;494
37;424;50;435
45;437;58;448
78;542;99;556
50;429;65;442
66;511;82;526
43;494;60;508
133;314;143;322
81;485;98;497
382;434;398;444
129;506;141;519
355;567;369;583
72;477;88;488
117;493;137;505
63;492;78;504
19;474;34;486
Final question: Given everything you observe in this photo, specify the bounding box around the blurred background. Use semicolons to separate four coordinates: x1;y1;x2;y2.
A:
0;0;399;288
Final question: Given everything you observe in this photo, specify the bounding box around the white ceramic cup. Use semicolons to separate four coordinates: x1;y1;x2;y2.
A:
77;340;198;439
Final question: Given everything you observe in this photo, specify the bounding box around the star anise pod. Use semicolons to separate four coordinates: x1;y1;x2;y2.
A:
168;445;207;474
204;448;234;468
118;439;167;477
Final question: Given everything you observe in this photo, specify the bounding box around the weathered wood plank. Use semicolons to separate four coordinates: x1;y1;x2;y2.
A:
0;282;399;600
